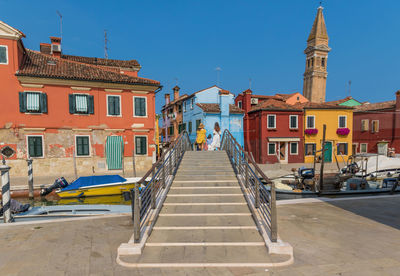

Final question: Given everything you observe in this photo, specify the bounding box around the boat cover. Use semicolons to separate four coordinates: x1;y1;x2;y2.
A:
61;175;127;191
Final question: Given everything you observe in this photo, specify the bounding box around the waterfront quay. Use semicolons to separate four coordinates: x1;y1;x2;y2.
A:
0;196;399;275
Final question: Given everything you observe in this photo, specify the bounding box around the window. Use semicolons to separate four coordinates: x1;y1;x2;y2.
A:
311;58;314;67
305;143;316;156
178;123;186;134
0;45;8;64
372;120;379;133
338;115;347;128
168;126;174;135
289;115;298;129
107;95;121;116
237;101;242;109
361;119;369;132
196;119;201;129
267;115;276;129
76;136;90;156
306;116;315;129
19;92;48;113
290;142;298;155
321;57;326;67
191;99;194;109
27;136;43;158
178;104;182;113
189;121;192;133
69;94;94;114
268;143;276;155
134;97;147;117
360;143;368;153
307;59;310;68
184;101;187;112
337;143;348;155
135;136;147;155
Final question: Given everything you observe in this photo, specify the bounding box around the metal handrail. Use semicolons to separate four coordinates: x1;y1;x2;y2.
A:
132;131;191;243
221;129;278;242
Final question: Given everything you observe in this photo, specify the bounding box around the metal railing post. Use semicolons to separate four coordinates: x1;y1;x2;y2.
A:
133;183;140;243
245;154;249;188
169;150;173;175
255;173;260;208
162;154;166;188
270;182;278;242
238;151;242;175
151;169;156;209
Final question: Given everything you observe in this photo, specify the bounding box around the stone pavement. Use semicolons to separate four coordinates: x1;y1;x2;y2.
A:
0;196;399;275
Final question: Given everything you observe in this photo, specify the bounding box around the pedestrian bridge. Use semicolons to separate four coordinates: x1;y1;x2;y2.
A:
117;131;293;268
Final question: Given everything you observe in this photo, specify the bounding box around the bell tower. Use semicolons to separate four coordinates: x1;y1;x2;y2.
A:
303;5;331;103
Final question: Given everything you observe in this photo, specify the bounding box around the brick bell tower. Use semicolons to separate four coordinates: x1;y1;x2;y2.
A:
303;5;331;103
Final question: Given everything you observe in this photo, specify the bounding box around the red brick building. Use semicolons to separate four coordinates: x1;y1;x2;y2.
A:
353;91;400;156
235;90;308;164
0;21;160;177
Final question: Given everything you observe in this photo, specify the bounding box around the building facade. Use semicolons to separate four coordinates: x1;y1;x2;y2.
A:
304;104;353;163
0;21;160;177
353;91;400;156
303;6;330;103
181;86;244;146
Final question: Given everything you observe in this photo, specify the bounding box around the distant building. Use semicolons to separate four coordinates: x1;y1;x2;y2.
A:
160;86;189;143
0;20;160;177
303;6;330;103
353;91;400;156
328;96;362;107
179;86;244;146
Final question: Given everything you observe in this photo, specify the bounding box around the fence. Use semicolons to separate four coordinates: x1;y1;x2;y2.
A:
221;129;278;242
132;131;191;243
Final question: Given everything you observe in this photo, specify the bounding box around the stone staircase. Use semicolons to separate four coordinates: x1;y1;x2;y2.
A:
119;151;288;266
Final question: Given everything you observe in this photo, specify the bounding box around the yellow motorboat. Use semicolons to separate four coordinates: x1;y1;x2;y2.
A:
56;175;149;199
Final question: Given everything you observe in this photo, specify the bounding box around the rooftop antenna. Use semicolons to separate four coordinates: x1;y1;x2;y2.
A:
215;67;222;86
348;80;352;97
104;30;109;59
249;78;252;90
56;11;63;44
174;78;178;86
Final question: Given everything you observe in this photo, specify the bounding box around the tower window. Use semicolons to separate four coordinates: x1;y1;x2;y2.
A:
311;58;314;67
321;57;326;67
307;59;311;68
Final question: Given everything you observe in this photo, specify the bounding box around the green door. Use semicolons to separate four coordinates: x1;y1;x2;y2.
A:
106;136;124;170
323;142;332;162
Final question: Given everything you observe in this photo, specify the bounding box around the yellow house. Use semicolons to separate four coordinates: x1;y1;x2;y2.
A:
304;103;353;163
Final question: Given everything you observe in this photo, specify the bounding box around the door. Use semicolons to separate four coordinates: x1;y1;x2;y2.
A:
106;136;124;170
279;142;288;163
323;141;332;162
352;144;357;155
377;143;388;156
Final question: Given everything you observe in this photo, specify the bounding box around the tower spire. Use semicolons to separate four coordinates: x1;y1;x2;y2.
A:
302;5;331;103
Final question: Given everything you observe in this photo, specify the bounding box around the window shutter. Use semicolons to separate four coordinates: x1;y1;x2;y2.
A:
108;97;114;115
141;99;146;115
69;94;75;114
40;93;48;113
115;97;120;115
337;145;340;155
344;143;348;155
19;92;27;113
88;95;94;114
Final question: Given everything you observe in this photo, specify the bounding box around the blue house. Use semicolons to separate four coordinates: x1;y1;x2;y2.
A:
181;86;244;146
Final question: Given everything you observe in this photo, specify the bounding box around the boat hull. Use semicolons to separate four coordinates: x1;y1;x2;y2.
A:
57;182;135;198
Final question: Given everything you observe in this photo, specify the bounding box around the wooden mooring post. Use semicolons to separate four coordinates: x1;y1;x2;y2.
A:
0;159;12;223
319;124;327;193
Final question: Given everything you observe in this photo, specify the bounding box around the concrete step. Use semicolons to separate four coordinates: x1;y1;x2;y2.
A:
164;195;244;203
161;204;250;214
119;245;287;264
155;215;255;227
179;161;232;166
175;171;236;177
178;166;233;171
174;175;237;181
172;181;239;187
184;151;227;155
148;228;262;243
168;187;241;194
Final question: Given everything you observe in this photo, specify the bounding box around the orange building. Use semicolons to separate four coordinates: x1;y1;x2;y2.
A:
0;21;161;177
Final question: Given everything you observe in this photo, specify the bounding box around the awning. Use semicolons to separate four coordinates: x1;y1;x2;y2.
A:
268;137;300;142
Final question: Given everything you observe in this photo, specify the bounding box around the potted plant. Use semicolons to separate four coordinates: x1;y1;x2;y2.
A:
336;128;350;136
305;128;318;135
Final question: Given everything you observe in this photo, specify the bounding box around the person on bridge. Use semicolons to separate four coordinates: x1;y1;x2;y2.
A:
196;123;207;151
209;122;221;151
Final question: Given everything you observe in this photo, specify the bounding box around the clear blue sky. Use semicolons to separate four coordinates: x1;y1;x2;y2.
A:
2;0;400;113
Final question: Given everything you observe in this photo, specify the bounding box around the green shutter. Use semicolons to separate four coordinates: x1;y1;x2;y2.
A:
135;98;146;116
40;93;47;113
115;97;120;115
189;121;192;133
108;96;115;115
28;136;43;157
69;94;75;114
106;136;123;170
19;92;27;113
88;95;94;114
135;137;147;155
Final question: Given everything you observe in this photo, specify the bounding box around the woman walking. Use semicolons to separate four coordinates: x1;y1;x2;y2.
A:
195;123;207;151
210;122;221;151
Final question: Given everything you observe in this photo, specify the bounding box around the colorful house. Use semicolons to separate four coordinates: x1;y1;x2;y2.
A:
303;103;353;163
181;86;244;146
353;91;400;156
0;21;160;177
328;96;362;107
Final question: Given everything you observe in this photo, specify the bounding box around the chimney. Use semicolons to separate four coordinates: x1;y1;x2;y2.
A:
396;90;400;110
50;37;61;57
165;93;170;105
173;86;180;101
40;43;51;55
